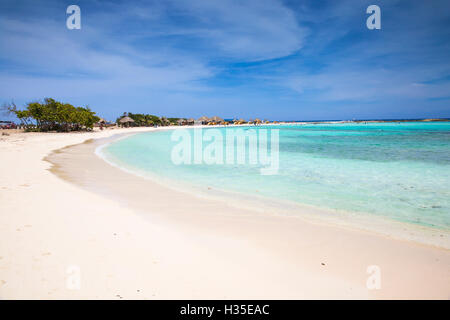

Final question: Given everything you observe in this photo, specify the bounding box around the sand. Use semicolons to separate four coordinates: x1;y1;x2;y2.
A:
0;127;449;299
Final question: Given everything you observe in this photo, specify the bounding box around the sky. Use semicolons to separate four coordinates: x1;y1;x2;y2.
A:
1;0;449;121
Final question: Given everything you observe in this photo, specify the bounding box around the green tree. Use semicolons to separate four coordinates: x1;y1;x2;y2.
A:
6;98;101;132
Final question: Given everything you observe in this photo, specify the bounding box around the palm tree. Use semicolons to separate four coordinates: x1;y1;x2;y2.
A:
161;116;170;126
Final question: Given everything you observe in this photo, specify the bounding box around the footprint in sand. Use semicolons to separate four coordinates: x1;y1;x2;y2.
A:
42;252;51;256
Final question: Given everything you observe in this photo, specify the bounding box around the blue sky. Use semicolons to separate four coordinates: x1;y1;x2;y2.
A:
1;0;449;121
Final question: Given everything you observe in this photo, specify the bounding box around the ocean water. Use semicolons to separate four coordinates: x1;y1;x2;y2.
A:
101;122;450;229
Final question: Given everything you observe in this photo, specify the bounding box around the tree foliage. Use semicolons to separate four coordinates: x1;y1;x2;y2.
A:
6;98;100;132
167;117;181;125
117;113;165;126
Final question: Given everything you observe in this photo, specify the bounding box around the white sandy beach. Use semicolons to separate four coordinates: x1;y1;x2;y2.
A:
0;127;449;299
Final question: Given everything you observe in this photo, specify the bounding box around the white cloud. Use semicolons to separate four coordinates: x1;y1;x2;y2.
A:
169;0;305;61
285;67;450;102
0;0;304;102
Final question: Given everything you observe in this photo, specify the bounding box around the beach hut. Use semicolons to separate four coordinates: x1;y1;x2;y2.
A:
94;118;106;127
186;118;195;125
177;118;187;126
254;118;262;125
119;116;135;128
198;116;210;125
209;116;225;125
210;116;224;123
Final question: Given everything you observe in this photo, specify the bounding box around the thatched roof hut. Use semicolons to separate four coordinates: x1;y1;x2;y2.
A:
119;116;135;127
94;118;107;127
177;118;187;125
119;116;134;123
211;116;224;122
198;116;210;124
187;118;195;124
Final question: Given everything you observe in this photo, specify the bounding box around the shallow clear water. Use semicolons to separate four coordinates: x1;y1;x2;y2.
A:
102;122;450;229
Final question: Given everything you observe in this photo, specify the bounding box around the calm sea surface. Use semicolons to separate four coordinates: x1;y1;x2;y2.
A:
101;122;450;229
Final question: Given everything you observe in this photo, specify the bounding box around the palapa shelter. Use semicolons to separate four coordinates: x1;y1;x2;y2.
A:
94;118;107;127
186;118;195;125
210;116;224;124
177;118;187;126
119;116;135;127
197;116;210;125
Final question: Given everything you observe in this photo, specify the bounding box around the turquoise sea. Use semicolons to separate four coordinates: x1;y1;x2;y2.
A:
101;122;450;230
